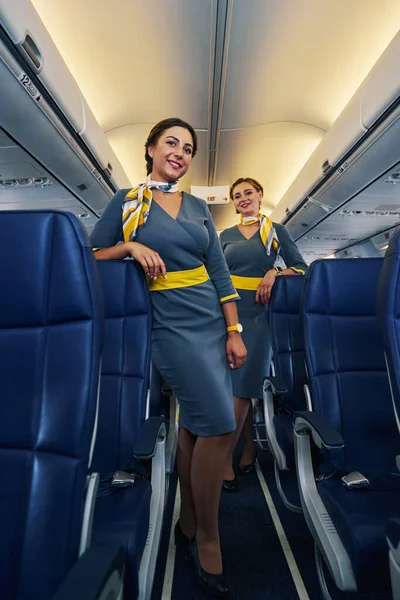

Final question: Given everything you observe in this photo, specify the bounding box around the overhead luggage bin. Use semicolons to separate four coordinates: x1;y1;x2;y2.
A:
271;30;400;230
0;0;85;133
0;0;130;195
80;97;131;190
362;32;400;129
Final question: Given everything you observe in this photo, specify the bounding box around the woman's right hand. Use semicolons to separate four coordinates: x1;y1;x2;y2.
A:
125;242;167;280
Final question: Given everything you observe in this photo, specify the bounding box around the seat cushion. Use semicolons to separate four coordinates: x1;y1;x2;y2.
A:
92;478;152;598
274;413;295;468
318;477;400;592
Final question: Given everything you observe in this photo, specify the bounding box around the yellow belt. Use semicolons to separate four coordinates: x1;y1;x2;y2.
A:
231;275;263;291
148;264;209;292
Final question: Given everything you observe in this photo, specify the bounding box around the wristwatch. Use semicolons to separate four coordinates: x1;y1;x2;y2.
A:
274;266;283;275
227;323;243;334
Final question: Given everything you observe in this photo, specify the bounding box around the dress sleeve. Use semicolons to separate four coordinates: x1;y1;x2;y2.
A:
205;209;240;304
275;224;308;275
90;189;126;250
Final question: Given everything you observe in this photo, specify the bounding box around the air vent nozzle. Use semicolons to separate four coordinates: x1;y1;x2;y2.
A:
0;179;17;187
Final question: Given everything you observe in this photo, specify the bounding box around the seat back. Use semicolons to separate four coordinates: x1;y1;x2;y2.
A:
91;260;152;476
377;229;400;433
302;258;398;474
269;275;307;411
0;210;103;599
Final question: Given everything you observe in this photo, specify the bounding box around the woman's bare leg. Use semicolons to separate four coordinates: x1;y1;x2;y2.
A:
240;406;256;467
222;396;250;481
177;426;197;538
191;432;233;573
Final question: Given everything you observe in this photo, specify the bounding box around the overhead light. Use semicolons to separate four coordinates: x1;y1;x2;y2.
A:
380;244;389;251
77;213;92;220
325;254;335;259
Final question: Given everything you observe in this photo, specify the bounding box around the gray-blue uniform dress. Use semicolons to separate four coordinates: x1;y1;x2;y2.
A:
91;189;240;437
220;223;307;399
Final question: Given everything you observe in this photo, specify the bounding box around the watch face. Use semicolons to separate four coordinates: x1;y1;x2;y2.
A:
238;324;243;333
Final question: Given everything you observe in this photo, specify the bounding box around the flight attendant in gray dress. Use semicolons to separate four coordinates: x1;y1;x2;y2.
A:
220;177;307;490
90;118;246;597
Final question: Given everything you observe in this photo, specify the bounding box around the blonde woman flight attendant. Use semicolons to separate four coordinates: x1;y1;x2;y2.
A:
220;177;307;490
90;119;247;597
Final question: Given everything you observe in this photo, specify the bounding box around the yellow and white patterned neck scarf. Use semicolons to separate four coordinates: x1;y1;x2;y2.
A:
240;214;279;256
122;175;178;242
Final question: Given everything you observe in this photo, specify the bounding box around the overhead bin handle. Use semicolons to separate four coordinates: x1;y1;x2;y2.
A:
21;34;42;70
322;160;331;175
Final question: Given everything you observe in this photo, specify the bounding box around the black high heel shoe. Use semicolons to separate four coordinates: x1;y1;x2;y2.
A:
238;457;257;475
174;521;192;550
222;477;238;492
189;538;229;598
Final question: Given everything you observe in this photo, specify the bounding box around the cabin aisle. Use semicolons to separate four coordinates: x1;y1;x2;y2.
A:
152;447;391;600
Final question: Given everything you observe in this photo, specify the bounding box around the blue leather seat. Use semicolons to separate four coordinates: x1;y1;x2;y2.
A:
270;275;308;462
377;229;400;599
261;276;307;511
295;258;400;595
0;210;124;600
91;260;166;600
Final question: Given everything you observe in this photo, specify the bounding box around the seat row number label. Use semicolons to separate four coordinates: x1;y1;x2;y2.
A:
19;72;42;102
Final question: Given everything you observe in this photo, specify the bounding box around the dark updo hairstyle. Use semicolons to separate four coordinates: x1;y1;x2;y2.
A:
229;177;264;200
144;118;198;176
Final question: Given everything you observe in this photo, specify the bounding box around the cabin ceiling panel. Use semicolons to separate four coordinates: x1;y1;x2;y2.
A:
223;0;400;132
30;0;400;252
216;122;323;216
32;0;213;132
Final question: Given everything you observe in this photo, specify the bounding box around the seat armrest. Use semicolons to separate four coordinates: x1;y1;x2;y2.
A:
52;546;125;600
263;376;288;395
133;416;166;460
294;411;344;450
387;519;400;550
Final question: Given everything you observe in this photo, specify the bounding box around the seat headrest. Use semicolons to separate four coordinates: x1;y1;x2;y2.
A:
303;258;383;316
0;210;102;326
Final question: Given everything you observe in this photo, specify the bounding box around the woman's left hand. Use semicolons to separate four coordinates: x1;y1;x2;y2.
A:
256;269;278;304
226;333;247;370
